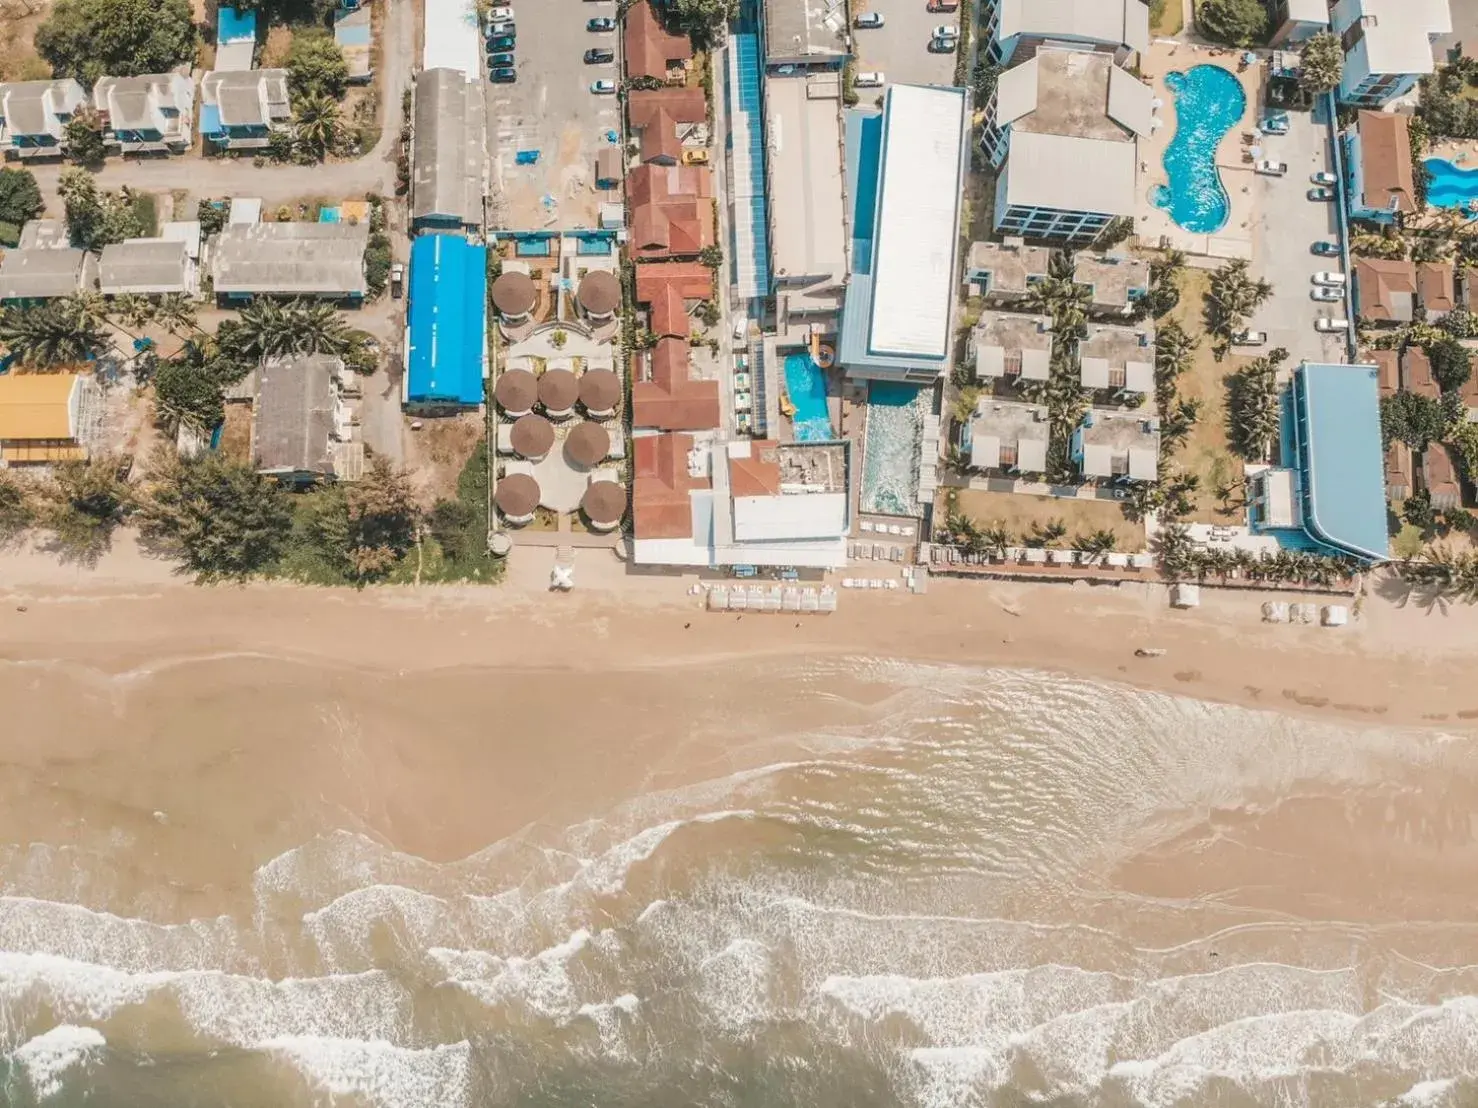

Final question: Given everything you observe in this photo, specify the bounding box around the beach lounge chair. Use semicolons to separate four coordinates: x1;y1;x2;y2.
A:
885;579;898;589
730;591;748;610
708;586;729;611
861;520;874;532
783;588;802;611
802;590;820;612
819;589;838;612
869;578;882;589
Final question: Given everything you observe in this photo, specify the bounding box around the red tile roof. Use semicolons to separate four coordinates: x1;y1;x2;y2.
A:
1356;111;1416;216
649;279;689;338
1402;346;1439;398
1385;441;1412;498
635;262;713;303
623;0;693;82
628;88;706;127
632;336;720;430
628;163;712;203
1418;261;1456;314
634;432;709;539
1355;257;1417;322
728;440;783;497
1424;443;1461;506
1371;348;1399;398
628;163;714;260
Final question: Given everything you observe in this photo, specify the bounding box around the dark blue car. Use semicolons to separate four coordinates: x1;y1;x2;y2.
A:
490;66;516;83
488;51;515;67
487;34;515;50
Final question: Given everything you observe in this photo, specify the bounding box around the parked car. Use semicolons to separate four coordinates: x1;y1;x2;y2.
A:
486;20;515;35
1255;159;1288;176
682;147;710;165
854;70;885;88
927;35;955;52
854;11;884;27
490;66;516;83
1315;316;1349;332
487;34;515;50
583;47;614;63
587;16;616;30
485;6;512;22
1308;186;1336;201
931;23;958;37
1259;113;1290;134
1310;170;1337;186
926;0;959;11
1310;286;1343;302
488;51;515;66
389;263;405;298
1312;271;1347;286
590;79;617;94
1232;329;1267;346
1311;240;1339;256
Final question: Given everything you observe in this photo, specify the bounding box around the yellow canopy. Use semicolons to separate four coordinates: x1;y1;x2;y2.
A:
0;374;77;440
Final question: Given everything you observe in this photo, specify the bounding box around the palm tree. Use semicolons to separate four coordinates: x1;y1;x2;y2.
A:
153;294;199;338
1075;528;1118;556
294;300;355;355
1206;258;1274;341
980;523;1011;557
231;299;354;359
1029;517;1067;548
0;300;108;368
293;94;342;160
110;293;155;334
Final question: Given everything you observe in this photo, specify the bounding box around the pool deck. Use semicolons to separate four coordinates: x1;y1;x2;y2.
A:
1136;44;1261;260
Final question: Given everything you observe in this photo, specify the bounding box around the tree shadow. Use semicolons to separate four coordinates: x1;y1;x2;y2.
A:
1371;567;1453;614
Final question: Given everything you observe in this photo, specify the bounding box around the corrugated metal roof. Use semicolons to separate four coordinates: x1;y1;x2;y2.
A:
406;233;487;406
212;222;369;296
98;239;189;294
1002;131;1137;218
412;69;486;227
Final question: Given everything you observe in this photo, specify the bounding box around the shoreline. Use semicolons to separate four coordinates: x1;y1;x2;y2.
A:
1;535;1476;733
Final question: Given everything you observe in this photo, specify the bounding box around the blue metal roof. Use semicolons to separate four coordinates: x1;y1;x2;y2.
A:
407;234;487;407
217;6;257;43
1291;362;1389;562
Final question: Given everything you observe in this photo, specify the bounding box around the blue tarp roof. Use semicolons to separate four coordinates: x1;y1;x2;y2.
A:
1293;362;1389;562
407;234;487;407
199;103;222;137
217;6;257;43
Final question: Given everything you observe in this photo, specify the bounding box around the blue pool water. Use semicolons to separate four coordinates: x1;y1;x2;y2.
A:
1155;66;1246;234
1424;157;1478;211
860;382;924;516
783;351;835;441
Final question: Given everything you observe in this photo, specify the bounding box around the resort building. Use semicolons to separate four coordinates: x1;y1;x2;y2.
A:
404;233;489;410
1073;252;1150;317
422;0;482;76
1418;261;1456;320
200;70;291;151
982;0;1149;66
1352;256;1417;323
762;0;847;69
632;337;721;431
0;373;95;465
0;78;86;159
629;164;714;261
98;235;198;297
964;239;1050;303
1342;111;1416;224
1384;440;1412;500
92;73;194;155
969;311;1053;384
838;84;968;383
1250;363;1388;561
628;88;707;166
1069;409;1159;483
1331;0;1451;107
1401;344;1439;399
980;50;1152;244
959;398;1050;475
0;247;97;304
211;222;371;302
1372;348;1399;398
1268;0;1332;47
765;71;847;335
254;354;359;485
633;435;850;569
1424;443;1461;510
1078;323;1155;398
625;0;693;82
411;68;487;234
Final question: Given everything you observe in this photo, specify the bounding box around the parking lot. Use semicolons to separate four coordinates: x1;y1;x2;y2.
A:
1246;108;1349;367
849;0;957;93
483;0;621;229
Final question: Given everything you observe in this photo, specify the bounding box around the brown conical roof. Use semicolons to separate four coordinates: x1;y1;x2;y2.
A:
494;368;538;413
495;472;540;517
538;367;579;411
578;368;622;412
581;480;627;527
564;421;611;468
491;271;537;315
578;270;622;315
509;413;555;458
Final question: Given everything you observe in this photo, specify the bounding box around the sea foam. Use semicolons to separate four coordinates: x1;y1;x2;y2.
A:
12;1024;105;1099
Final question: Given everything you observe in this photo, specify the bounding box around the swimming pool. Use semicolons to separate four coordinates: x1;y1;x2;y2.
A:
860;381;924;516
1424;157;1478;212
783;351;835;441
1154;65;1246;235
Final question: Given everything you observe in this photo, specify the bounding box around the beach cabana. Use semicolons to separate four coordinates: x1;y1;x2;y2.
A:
494;368;538;417
539;368;579;419
495;472;540;524
581;479;627;531
510;413;555;460
579;368;622;417
565;421;610;469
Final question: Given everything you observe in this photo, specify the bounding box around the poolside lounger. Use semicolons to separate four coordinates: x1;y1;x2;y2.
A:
889;524;903;535
873;544;885;559
861;521;874;532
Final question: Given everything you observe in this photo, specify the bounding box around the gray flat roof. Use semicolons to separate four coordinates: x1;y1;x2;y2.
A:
968;398;1050;471
1076;409;1159;480
1001;50;1147;142
1080;322;1154;377
99;239;189;294
763;0;847;61
967;240;1050;295
212;222;369;296
1002;131;1138;218
412;68;486;227
255;353;340;476
203;69;289;126
0;247;91;300
973;310;1053;380
1074;252;1151;309
996;0;1149;54
765;74;846;284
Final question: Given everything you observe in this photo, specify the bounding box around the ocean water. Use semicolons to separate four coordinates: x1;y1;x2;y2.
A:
2;654;1477;1107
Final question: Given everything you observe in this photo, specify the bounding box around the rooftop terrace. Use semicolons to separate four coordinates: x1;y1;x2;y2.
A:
971;311;1053;381
1079;323;1154;393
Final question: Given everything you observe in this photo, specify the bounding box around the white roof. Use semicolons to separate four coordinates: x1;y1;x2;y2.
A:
867;84;966;360
633;490;849;569
971;431;1002;468
1261;466;1298;528
1002;131;1138;218
1020;348;1051;380
997;0;1148;53
1336;0;1448;77
1125;360;1154;393
1018;436;1048;472
229;197;262;224
1081;356;1111;389
423;0;482;77
977;343;1005;377
994;60;1039;127
1081;442;1114;477
732;491;848;542
1107;65;1155;138
1284;0;1330;20
1128;446;1158;481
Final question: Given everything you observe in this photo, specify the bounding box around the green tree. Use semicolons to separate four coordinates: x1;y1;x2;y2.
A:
286;31;349;102
1075;528;1119;556
1426;335;1473;392
1196;0;1268;47
1205;257;1273;341
666;0;734;49
0;168;44;226
227;299;356;359
153;293;198;338
1298;31;1343;96
1226;348;1286;461
152;358;225;435
699;243;724;269
364;232;393;296
64;109;106;168
0;471;35;546
36;0;198;85
39;456;130;565
58;166;104;249
1381;391;1447;449
109;292;155;334
137;450;292;580
292;93;342;161
344;458;419;580
1403;487;1438;533
0;299;108;368
196;199;227;237
971;59;1002;105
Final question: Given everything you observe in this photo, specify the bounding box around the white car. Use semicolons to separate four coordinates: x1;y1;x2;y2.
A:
1310;286;1343;302
931;23;958;38
486;6;512;21
1310;171;1337;186
1232;329;1267;346
854;10;884;27
1311;271;1346;286
1315;316;1349;332
1255;159;1287;176
590;79;616;94
854;70;885;88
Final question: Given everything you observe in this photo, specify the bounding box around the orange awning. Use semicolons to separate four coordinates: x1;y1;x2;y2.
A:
2;442;85;464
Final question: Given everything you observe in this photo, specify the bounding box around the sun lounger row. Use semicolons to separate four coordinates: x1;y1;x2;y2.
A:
859;520;915;537
1261;601;1345;626
706;585;837;613
840;578;900;589
848;542;908;562
928;546;1155;569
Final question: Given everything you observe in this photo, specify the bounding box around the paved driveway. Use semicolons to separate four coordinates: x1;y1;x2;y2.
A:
484;0;621;229
849;0;957;92
1246;110;1347;366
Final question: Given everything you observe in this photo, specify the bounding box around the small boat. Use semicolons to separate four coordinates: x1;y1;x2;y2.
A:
1134;648;1167;658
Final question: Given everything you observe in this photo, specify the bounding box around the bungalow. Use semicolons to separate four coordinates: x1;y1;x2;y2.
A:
92;73;194;155
628;163;714;261
1342;111;1416;225
210;221;370;302
1418;261;1456;320
1423;443;1461;510
627;88;706;165
624;0;693;82
969;310;1053;384
1353;256;1417;323
0;79;87;159
1401;344;1439;399
1078;322;1155;398
632;336;720;431
1385;440;1412;500
963;239;1050;303
254;354;356;484
199;69;290;151
1070;408;1159;483
1331;0;1451;107
0;247;97;304
960;398;1050;475
1372;348;1399;398
1073;252;1151;317
0;373;94;465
